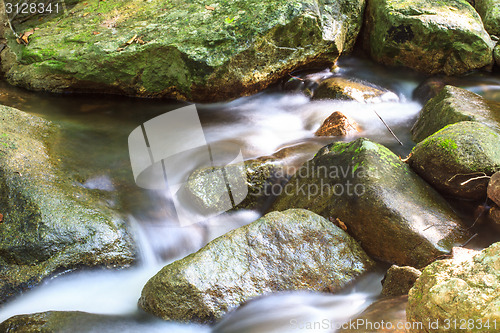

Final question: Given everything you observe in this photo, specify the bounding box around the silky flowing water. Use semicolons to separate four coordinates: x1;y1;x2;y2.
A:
0;57;499;332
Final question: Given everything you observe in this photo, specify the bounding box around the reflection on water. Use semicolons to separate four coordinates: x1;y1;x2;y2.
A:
1;57;500;331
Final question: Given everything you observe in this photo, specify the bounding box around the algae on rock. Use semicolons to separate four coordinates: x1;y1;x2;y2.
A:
271;138;471;268
1;0;366;102
407;243;500;332
139;209;374;323
0;104;135;304
364;0;494;75
408;121;500;200
411;85;500;142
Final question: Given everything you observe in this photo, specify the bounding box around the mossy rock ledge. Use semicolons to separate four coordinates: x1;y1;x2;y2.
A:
411;85;500;143
408;121;500;200
139;209;374;323
475;0;500;36
407;242;500;332
0;0;366;102
0;104;135;304
271;138;471;268
364;0;494;75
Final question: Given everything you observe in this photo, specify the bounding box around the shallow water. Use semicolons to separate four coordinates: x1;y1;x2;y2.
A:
0;57;499;331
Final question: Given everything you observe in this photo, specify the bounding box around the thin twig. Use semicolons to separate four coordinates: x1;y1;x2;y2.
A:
373;109;403;145
288;73;304;81
461;175;491;186
448;172;487;182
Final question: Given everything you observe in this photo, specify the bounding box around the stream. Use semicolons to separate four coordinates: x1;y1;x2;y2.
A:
0;57;499;332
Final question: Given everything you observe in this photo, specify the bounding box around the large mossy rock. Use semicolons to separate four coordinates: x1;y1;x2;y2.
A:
411;85;500;142
0;105;135;304
139;209;374;323
475;0;500;36
364;0;494;75
271;138;471;268
408;121;500;200
407;243;500;332
0;0;366;102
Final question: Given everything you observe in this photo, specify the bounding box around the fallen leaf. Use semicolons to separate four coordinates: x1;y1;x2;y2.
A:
83;12;90;17
117;47;125;52
205;5;215;10
93;31;100;35
0;213;3;223
18;28;37;45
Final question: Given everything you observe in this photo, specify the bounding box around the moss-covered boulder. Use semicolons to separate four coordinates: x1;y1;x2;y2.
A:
407;243;500;332
185;157;289;213
364;0;494;75
339;296;408;333
139;209;374;323
408;122;500;200
0;0;366;102
271;138;471;268
475;0;500;36
0;104;135;304
411;86;500;142
311;77;398;102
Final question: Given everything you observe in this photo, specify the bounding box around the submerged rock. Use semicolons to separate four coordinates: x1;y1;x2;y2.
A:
139;209;374;323
0;311;205;332
0;105;135;304
314;111;360;137
407;242;500;332
339;296;408;333
411;85;500;142
381;265;421;297
0;0;366;102
364;0;494;75
311;77;398;102
271;138;471;268
408;122;500;200
475;0;500;36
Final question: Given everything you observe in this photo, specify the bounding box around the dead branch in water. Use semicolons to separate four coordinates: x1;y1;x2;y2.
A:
373;109;403;146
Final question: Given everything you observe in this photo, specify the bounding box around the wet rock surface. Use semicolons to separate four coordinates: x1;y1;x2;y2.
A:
185;157;289;213
364;0;494;75
408;121;500;200
0;0;366;102
381;265;421;297
271;138;471;268
475;0;500;36
139;209;374;323
488;172;500;206
407;242;500;332
311;77;398;103
411;85;500;142
315;111;360;137
0;104;135;304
